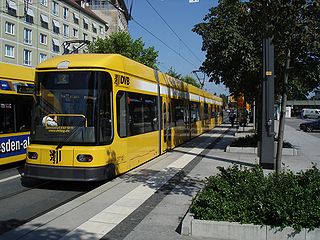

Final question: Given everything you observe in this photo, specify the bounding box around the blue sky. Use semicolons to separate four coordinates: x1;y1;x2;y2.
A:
127;0;229;96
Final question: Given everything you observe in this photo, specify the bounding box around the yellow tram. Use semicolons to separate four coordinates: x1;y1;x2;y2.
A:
0;63;34;165
25;54;222;181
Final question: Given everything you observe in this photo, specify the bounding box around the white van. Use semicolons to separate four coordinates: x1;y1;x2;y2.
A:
301;108;320;119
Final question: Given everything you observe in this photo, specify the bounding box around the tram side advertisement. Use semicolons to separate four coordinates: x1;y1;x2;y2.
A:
0;134;29;158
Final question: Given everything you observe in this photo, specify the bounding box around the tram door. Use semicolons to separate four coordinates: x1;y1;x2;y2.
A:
162;100;171;151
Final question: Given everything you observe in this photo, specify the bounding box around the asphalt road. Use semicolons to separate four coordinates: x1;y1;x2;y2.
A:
285;116;320;139
0;162;103;235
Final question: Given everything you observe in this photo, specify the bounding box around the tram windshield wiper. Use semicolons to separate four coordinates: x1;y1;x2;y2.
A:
55;117;86;150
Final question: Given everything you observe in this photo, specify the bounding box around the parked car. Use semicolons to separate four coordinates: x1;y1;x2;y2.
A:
299;119;320;132
301;108;320;119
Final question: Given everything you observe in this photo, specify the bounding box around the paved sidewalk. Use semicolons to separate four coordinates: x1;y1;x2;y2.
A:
0;121;318;240
275;120;320;172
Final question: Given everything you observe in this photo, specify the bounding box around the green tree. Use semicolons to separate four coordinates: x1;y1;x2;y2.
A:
166;67;201;88
219;93;228;107
181;75;201;88
166;67;182;80
88;31;159;69
193;0;320;172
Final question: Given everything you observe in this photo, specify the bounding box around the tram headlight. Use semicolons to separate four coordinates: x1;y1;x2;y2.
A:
77;154;93;162
28;152;38;160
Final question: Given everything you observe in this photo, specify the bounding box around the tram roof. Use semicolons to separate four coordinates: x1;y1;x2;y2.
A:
36;54;222;102
0;63;34;82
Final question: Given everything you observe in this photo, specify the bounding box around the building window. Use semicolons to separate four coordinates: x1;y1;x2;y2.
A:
52;39;60;53
83;18;89;29
73;12;79;24
5;45;14;58
39;33;47;45
100;26;104;34
7;0;17;16
40;14;49;29
23;49;32;66
63;7;68;19
92;37;96;42
5;22;15;35
72;46;78;53
25;8;34;24
83;19;89;30
39;53;47;63
73;28;78;38
63;24;69;37
52;1;59;15
52;20;60;34
40;0;47;6
23;28;32;44
83;33;88;40
92;23;97;33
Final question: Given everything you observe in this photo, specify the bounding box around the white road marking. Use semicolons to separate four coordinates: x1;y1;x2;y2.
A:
0;174;21;183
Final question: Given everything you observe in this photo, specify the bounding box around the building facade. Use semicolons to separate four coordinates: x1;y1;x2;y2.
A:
87;0;129;33
0;0;128;67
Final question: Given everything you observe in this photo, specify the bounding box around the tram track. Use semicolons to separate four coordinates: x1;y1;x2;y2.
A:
0;127;231;236
0;171;102;235
0;177;50;201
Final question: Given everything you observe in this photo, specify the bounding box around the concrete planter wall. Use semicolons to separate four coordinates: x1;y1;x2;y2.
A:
225;142;298;156
181;213;319;240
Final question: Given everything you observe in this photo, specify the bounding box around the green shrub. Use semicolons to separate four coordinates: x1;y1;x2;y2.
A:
231;134;293;148
191;165;320;232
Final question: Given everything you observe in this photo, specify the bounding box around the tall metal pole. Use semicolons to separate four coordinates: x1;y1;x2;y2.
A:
259;37;275;169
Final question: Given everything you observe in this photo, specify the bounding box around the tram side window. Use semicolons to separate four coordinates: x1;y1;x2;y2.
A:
208;104;212;119
99;72;113;143
172;99;184;127
128;92;158;136
116;91;128;137
204;103;209;120
143;95;158;133
190;101;200;122
0;96;32;134
211;104;216;118
0;103;14;133
16;96;32;132
116;91;158;137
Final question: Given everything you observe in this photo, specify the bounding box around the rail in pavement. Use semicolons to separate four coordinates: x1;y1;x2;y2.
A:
0;125;237;240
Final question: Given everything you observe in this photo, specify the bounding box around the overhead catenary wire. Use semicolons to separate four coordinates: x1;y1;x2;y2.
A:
144;0;203;64
132;18;198;69
3;0;200;70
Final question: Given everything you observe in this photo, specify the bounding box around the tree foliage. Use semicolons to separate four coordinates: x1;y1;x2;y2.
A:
88;31;159;69
166;67;182;79
193;0;320;101
194;0;320;169
182;75;201;88
166;67;201;88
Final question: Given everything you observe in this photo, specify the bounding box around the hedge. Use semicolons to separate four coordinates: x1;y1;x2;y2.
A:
191;165;320;232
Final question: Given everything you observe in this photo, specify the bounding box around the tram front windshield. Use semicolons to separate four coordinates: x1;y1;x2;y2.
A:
31;71;112;145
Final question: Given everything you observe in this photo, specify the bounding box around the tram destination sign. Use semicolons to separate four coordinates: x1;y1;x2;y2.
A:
17;85;34;94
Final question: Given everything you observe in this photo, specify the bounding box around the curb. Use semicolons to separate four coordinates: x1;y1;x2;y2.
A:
225;146;298;156
181;213;320;240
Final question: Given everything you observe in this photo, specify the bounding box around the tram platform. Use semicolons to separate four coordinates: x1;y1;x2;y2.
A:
0;121;318;240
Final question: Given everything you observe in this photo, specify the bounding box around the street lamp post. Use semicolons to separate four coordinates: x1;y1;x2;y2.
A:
259;37;275;169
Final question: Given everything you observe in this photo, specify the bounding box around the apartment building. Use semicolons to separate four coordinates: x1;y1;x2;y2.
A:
87;0;129;33
0;0;128;67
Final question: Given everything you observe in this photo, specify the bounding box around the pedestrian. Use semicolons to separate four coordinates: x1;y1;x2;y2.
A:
229;110;236;127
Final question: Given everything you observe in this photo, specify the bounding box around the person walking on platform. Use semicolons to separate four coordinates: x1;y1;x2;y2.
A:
229;110;236;127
